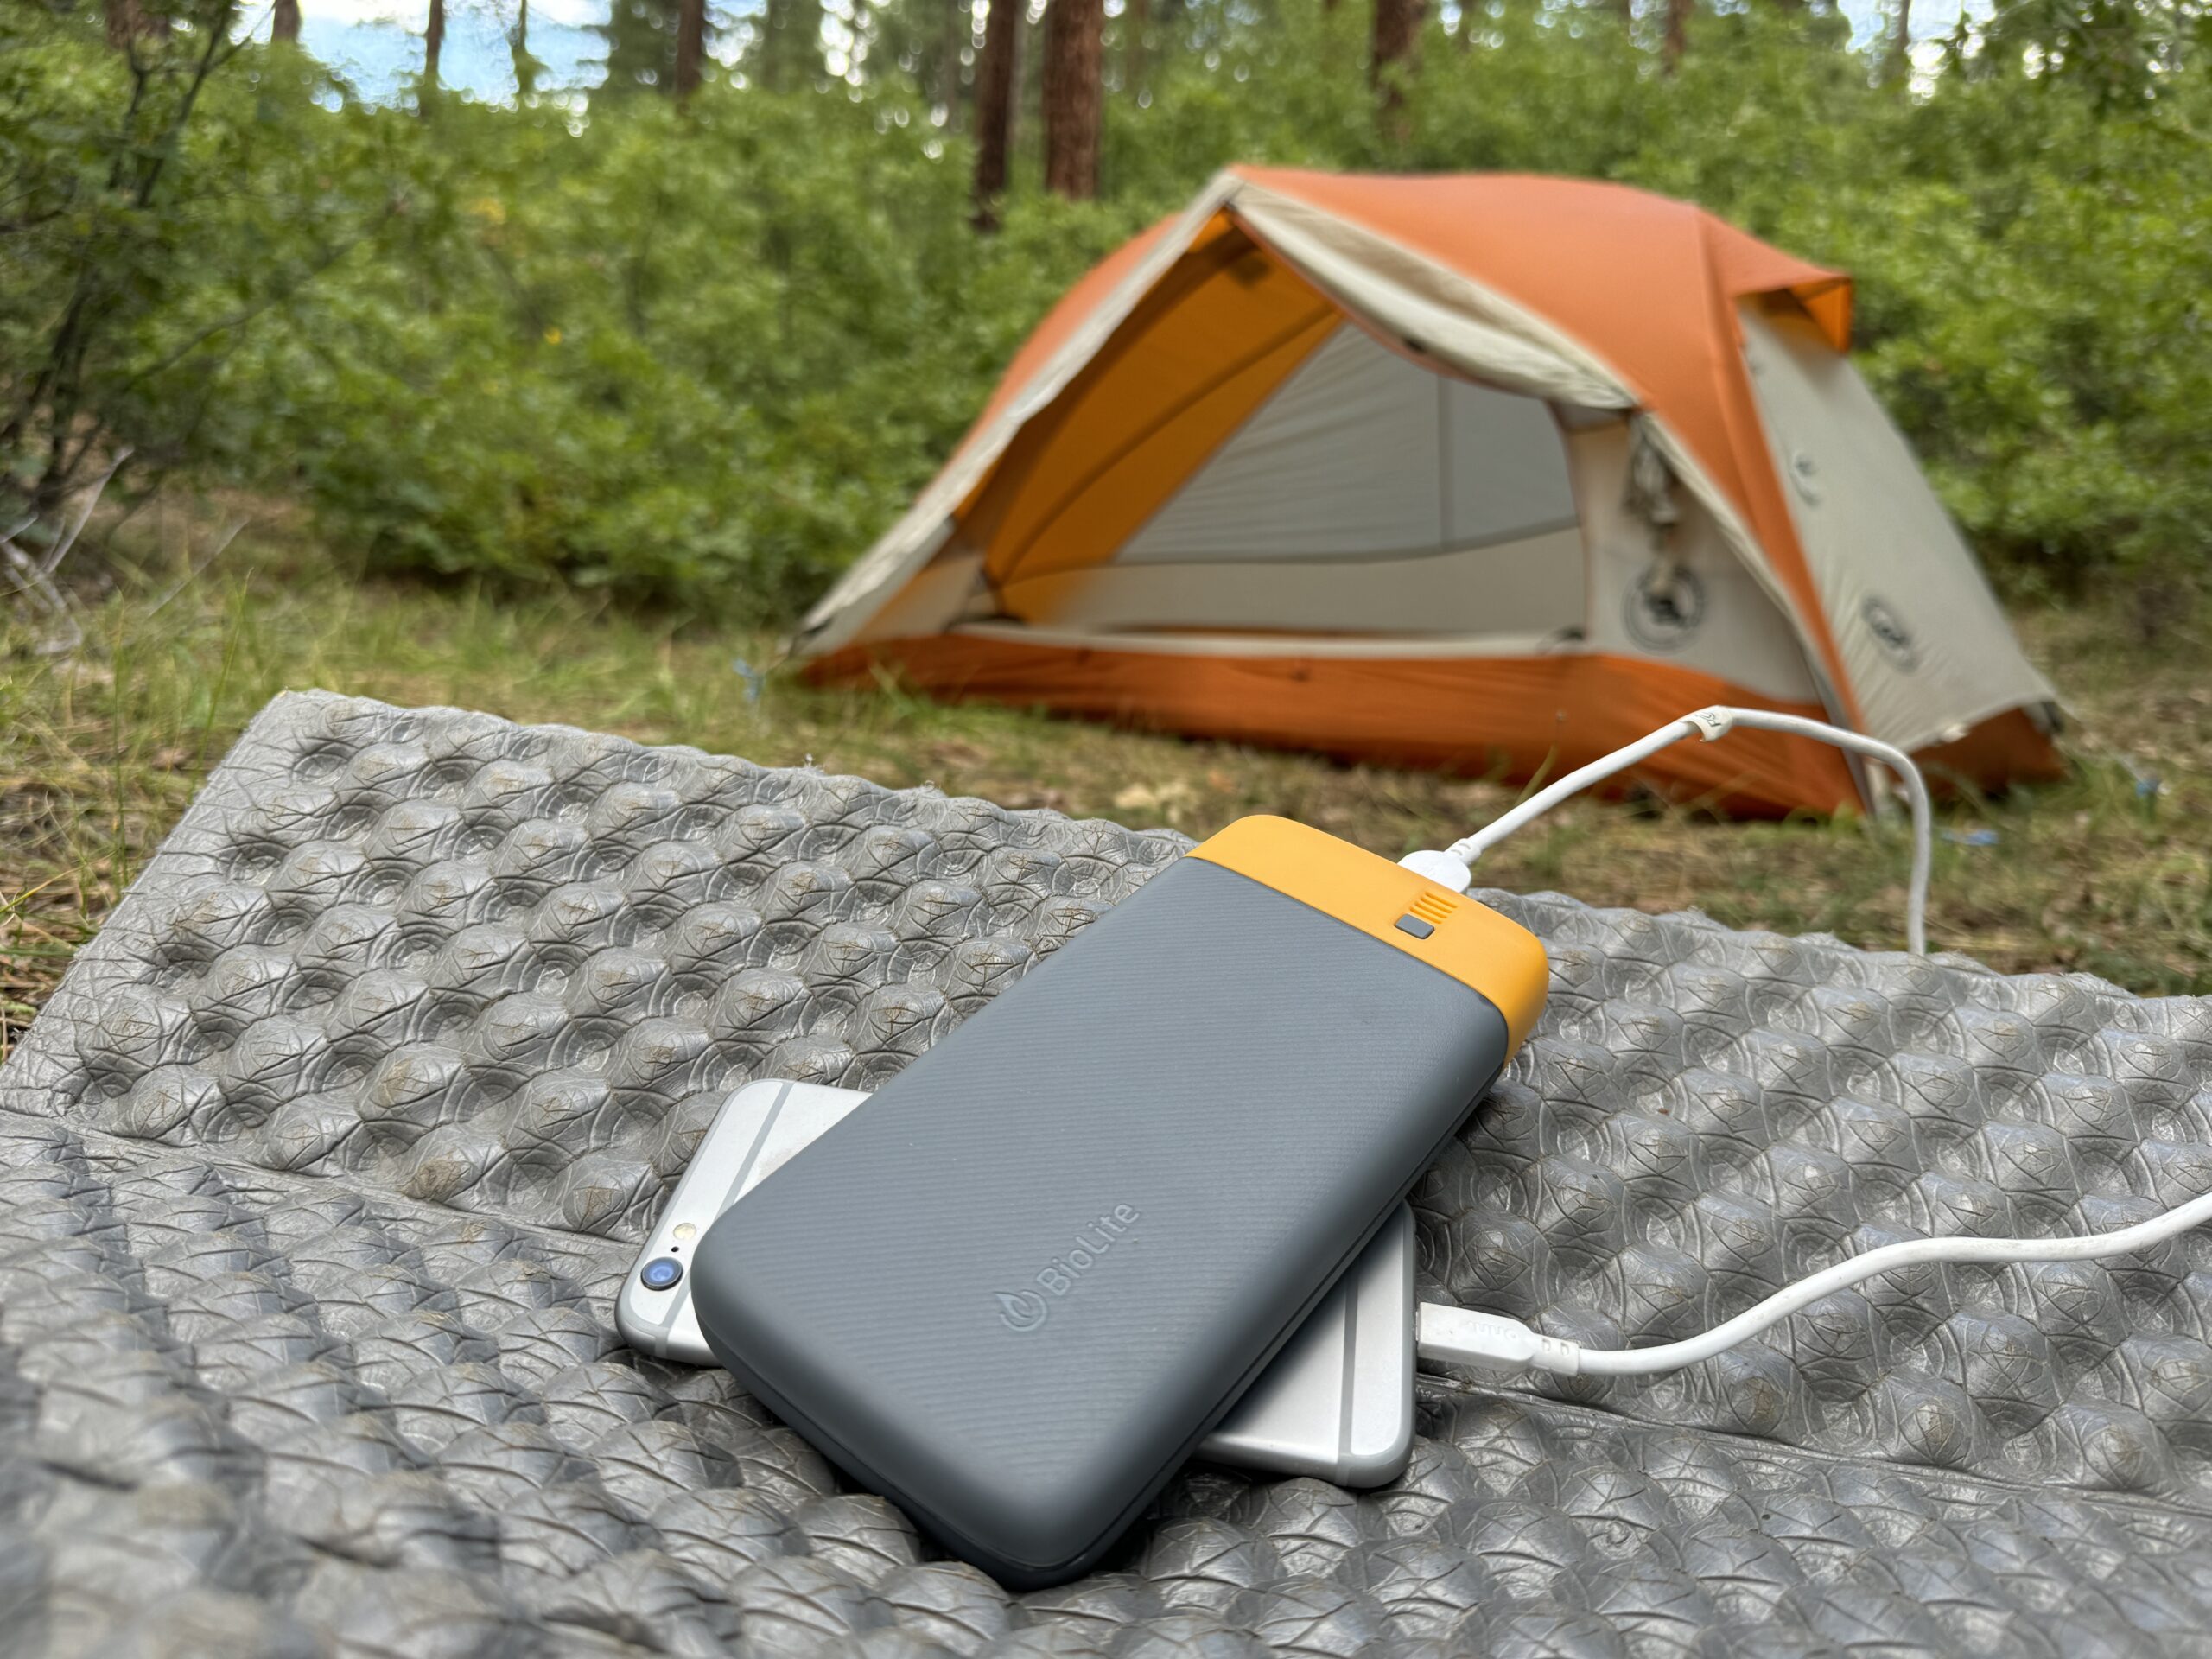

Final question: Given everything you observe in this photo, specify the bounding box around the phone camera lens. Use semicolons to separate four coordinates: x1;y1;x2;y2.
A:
639;1257;683;1291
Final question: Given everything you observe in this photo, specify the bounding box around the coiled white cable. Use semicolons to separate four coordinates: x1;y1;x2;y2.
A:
1399;705;1932;955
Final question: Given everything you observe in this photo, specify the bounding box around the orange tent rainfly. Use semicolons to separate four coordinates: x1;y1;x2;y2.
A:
796;168;2063;815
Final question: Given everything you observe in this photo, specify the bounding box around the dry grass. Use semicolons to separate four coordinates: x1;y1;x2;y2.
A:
6;507;2209;1059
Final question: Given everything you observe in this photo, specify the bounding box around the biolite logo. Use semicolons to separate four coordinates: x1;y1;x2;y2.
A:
995;1203;1144;1332
996;1289;1050;1332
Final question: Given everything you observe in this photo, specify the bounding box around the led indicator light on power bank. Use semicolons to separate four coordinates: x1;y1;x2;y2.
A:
673;1223;697;1243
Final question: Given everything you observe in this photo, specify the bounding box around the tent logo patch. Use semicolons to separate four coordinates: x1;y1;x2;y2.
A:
1862;596;1919;671
1625;566;1706;654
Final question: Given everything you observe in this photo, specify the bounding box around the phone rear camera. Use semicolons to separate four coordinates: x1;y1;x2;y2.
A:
639;1257;683;1292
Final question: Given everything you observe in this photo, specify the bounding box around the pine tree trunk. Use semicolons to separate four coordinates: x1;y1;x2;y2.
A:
674;0;707;97
1370;0;1423;125
971;0;1020;228
421;0;445;113
1885;0;1912;80
511;0;539;96
1662;0;1688;70
104;0;166;46
940;0;971;118
1042;0;1103;200
271;0;302;43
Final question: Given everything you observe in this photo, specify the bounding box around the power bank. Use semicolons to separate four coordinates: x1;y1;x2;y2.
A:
618;1079;1418;1487
692;816;1547;1587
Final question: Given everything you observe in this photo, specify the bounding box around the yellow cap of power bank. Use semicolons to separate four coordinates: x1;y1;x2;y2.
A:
1188;816;1549;1050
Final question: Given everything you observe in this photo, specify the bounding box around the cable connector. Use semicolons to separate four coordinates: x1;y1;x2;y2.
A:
1415;1302;1583;1376
1682;705;1736;742
1398;848;1472;893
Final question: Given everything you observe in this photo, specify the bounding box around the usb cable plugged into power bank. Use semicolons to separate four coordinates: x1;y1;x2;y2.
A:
617;702;2209;1578
631;709;2212;1391
1397;705;2212;1379
1400;704;1933;956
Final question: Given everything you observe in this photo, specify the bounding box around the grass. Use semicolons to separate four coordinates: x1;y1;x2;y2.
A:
6;503;2211;1060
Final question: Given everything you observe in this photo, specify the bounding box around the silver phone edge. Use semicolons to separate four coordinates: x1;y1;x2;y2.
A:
617;1077;810;1363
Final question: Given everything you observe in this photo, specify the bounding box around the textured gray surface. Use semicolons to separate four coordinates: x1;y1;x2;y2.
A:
7;689;2212;1657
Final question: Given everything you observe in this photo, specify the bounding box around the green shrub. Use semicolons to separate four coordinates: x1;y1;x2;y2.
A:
5;0;2208;617
215;90;1141;616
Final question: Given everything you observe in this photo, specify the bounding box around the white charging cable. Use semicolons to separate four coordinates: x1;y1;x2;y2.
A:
1389;705;2212;1381
1414;1184;2212;1376
1399;705;1933;955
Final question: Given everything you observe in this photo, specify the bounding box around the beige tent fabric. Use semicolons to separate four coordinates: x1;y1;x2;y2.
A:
1227;185;1632;412
947;619;1586;658
1003;533;1588;639
1113;322;1579;566
1738;302;2056;753
1573;421;1824;707
840;546;988;646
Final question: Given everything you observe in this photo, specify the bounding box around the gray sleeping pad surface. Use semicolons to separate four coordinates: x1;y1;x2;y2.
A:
6;690;2212;1659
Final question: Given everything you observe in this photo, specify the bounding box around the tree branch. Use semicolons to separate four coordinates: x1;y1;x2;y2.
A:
117;231;374;397
38;448;133;579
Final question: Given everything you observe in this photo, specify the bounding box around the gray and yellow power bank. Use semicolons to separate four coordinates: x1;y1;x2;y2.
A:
692;816;1548;1587
619;1078;1422;1488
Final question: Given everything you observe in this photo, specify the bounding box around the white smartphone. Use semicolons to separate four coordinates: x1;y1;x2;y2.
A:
618;1078;1417;1487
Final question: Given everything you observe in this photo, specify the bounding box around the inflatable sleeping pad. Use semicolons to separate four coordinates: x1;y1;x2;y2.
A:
6;690;2212;1658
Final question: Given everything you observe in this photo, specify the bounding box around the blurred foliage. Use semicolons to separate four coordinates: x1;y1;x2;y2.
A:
594;0;712;95
218;90;1135;615
2;0;2208;618
0;3;404;517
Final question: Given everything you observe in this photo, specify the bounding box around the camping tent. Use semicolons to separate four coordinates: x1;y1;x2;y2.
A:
796;168;2063;815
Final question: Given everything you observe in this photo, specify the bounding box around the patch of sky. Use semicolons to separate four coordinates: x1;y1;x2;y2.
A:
257;0;1986;106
